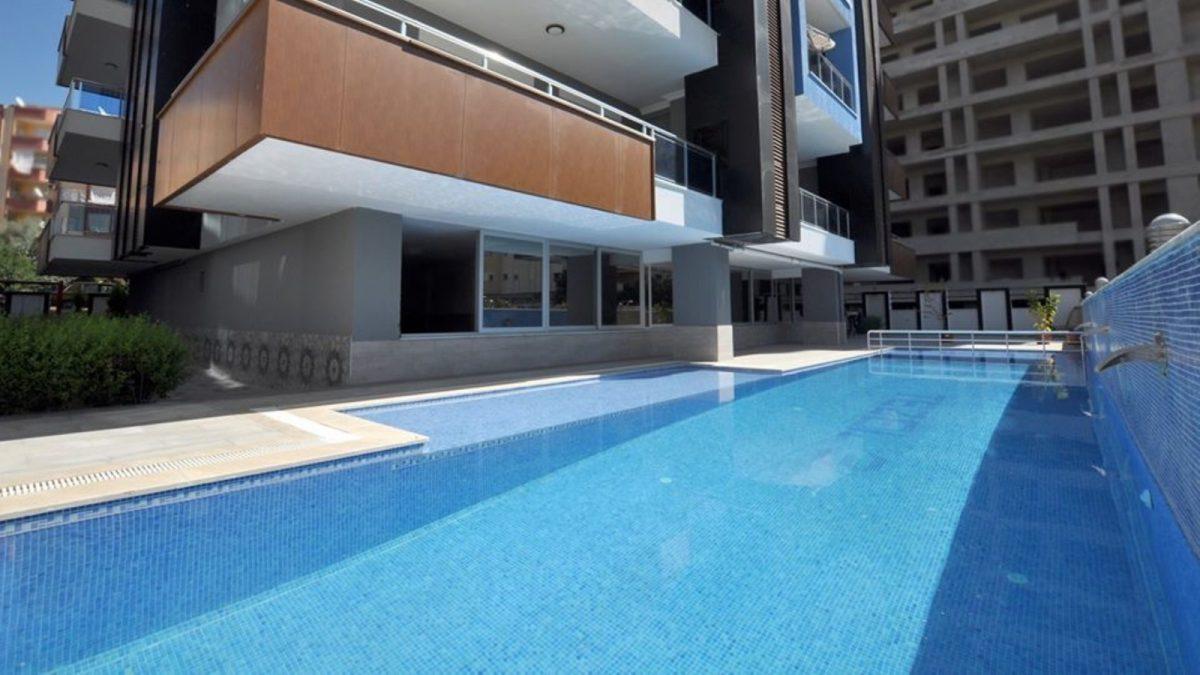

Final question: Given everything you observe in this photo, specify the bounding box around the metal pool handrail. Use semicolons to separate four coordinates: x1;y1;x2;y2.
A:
867;330;1084;353
326;0;721;197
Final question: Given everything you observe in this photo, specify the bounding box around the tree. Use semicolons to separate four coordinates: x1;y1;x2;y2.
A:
0;217;46;281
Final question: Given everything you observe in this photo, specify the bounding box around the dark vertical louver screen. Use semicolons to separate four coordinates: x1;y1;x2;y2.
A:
765;0;790;240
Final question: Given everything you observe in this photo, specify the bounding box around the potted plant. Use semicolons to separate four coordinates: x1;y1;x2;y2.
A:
1026;290;1061;344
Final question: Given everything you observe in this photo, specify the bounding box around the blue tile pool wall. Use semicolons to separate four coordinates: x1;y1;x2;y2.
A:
1083;222;1200;668
0;369;795;672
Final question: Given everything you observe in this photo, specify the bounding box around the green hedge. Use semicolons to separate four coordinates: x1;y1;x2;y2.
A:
0;315;189;414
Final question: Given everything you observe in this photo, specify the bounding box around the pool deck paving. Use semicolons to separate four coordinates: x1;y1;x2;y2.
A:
0;344;879;520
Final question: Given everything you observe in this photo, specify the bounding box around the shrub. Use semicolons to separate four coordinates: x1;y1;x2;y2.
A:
0;315;189;414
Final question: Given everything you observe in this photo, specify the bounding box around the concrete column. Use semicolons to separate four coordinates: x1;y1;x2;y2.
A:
800;268;845;346
671;243;733;361
352;209;404;341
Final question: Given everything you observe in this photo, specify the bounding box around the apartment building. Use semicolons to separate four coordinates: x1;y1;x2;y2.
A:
848;0;1200;331
39;0;900;387
0;104;59;223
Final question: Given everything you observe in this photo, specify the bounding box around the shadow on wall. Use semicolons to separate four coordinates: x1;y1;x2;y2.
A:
911;361;1179;672
1082;220;1200;669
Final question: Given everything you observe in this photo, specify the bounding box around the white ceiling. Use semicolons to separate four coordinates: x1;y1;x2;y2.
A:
399;0;718;108
167;139;719;252
804;0;852;34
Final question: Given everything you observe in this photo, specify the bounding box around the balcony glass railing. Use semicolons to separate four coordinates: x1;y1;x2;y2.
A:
64;79;124;117
50;201;115;237
808;51;856;112
329;0;720;198
799;187;851;238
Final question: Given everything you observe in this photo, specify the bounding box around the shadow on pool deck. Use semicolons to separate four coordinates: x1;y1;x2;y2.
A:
910;369;1179;673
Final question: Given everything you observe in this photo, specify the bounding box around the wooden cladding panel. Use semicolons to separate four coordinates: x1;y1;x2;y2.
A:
340;28;466;177
552;111;618;214
462;76;554;198
154;0;266;204
615;133;653;218
156;0;652;220
261;0;345;150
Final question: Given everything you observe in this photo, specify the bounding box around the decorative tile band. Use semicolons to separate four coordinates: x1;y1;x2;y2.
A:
183;328;352;389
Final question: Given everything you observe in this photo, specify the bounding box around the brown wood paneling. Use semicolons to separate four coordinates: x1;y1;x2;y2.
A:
156;0;654;220
260;0;346;150
340;29;465;177
197;38;239;173
172;84;202;197
615;133;653;219
551;110;618;213
462;76;553;198
154;104;174;203
234;1;267;147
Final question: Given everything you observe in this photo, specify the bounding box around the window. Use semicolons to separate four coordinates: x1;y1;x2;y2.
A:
753;273;773;322
920;129;944;151
86;207;113;234
647;265;673;325
924;171;947;197
549;244;596;327
928;261;951;283
972;69;1007;93
730;269;751;323
891;220;912;237
483;236;544;329
601;251;641;326
401;224;477;334
926;217;950;235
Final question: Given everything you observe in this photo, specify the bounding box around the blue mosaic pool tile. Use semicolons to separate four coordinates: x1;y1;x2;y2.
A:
1084;223;1200;669
0;356;1179;671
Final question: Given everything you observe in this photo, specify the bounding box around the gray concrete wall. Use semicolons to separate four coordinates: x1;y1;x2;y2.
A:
350;330;679;386
129;209;399;388
671;243;734;360
130;209;367;337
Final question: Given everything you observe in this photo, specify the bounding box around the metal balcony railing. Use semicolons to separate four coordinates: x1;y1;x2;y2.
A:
798;187;851;238
808;51;856;112
330;0;720;198
63;79;124;117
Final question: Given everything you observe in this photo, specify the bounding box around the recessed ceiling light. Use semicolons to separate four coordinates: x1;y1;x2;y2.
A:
545;23;565;36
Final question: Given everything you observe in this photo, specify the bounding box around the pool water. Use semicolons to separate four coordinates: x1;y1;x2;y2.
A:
0;353;1181;672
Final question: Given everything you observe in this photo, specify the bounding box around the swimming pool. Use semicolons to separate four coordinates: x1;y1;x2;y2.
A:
0;353;1184;672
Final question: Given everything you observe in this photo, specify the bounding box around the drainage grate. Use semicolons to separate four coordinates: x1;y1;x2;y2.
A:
0;441;319;500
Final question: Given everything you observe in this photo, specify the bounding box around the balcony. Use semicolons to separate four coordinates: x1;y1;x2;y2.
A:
398;0;718;108
48;80;124;186
881;73;900;119
56;0;134;92
884;148;908;200
795;48;861;161
155;0;724;253
36;184;117;276
877;5;895;46
799;188;851;238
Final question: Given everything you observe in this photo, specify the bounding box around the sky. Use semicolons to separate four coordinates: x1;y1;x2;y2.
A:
0;0;74;108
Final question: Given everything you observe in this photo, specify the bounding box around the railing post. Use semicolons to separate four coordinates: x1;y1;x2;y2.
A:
682;144;690;189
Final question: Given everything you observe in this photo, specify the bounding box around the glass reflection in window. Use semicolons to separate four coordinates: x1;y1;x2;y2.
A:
549;244;597;327
483;236;544;329
601;251;641;326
